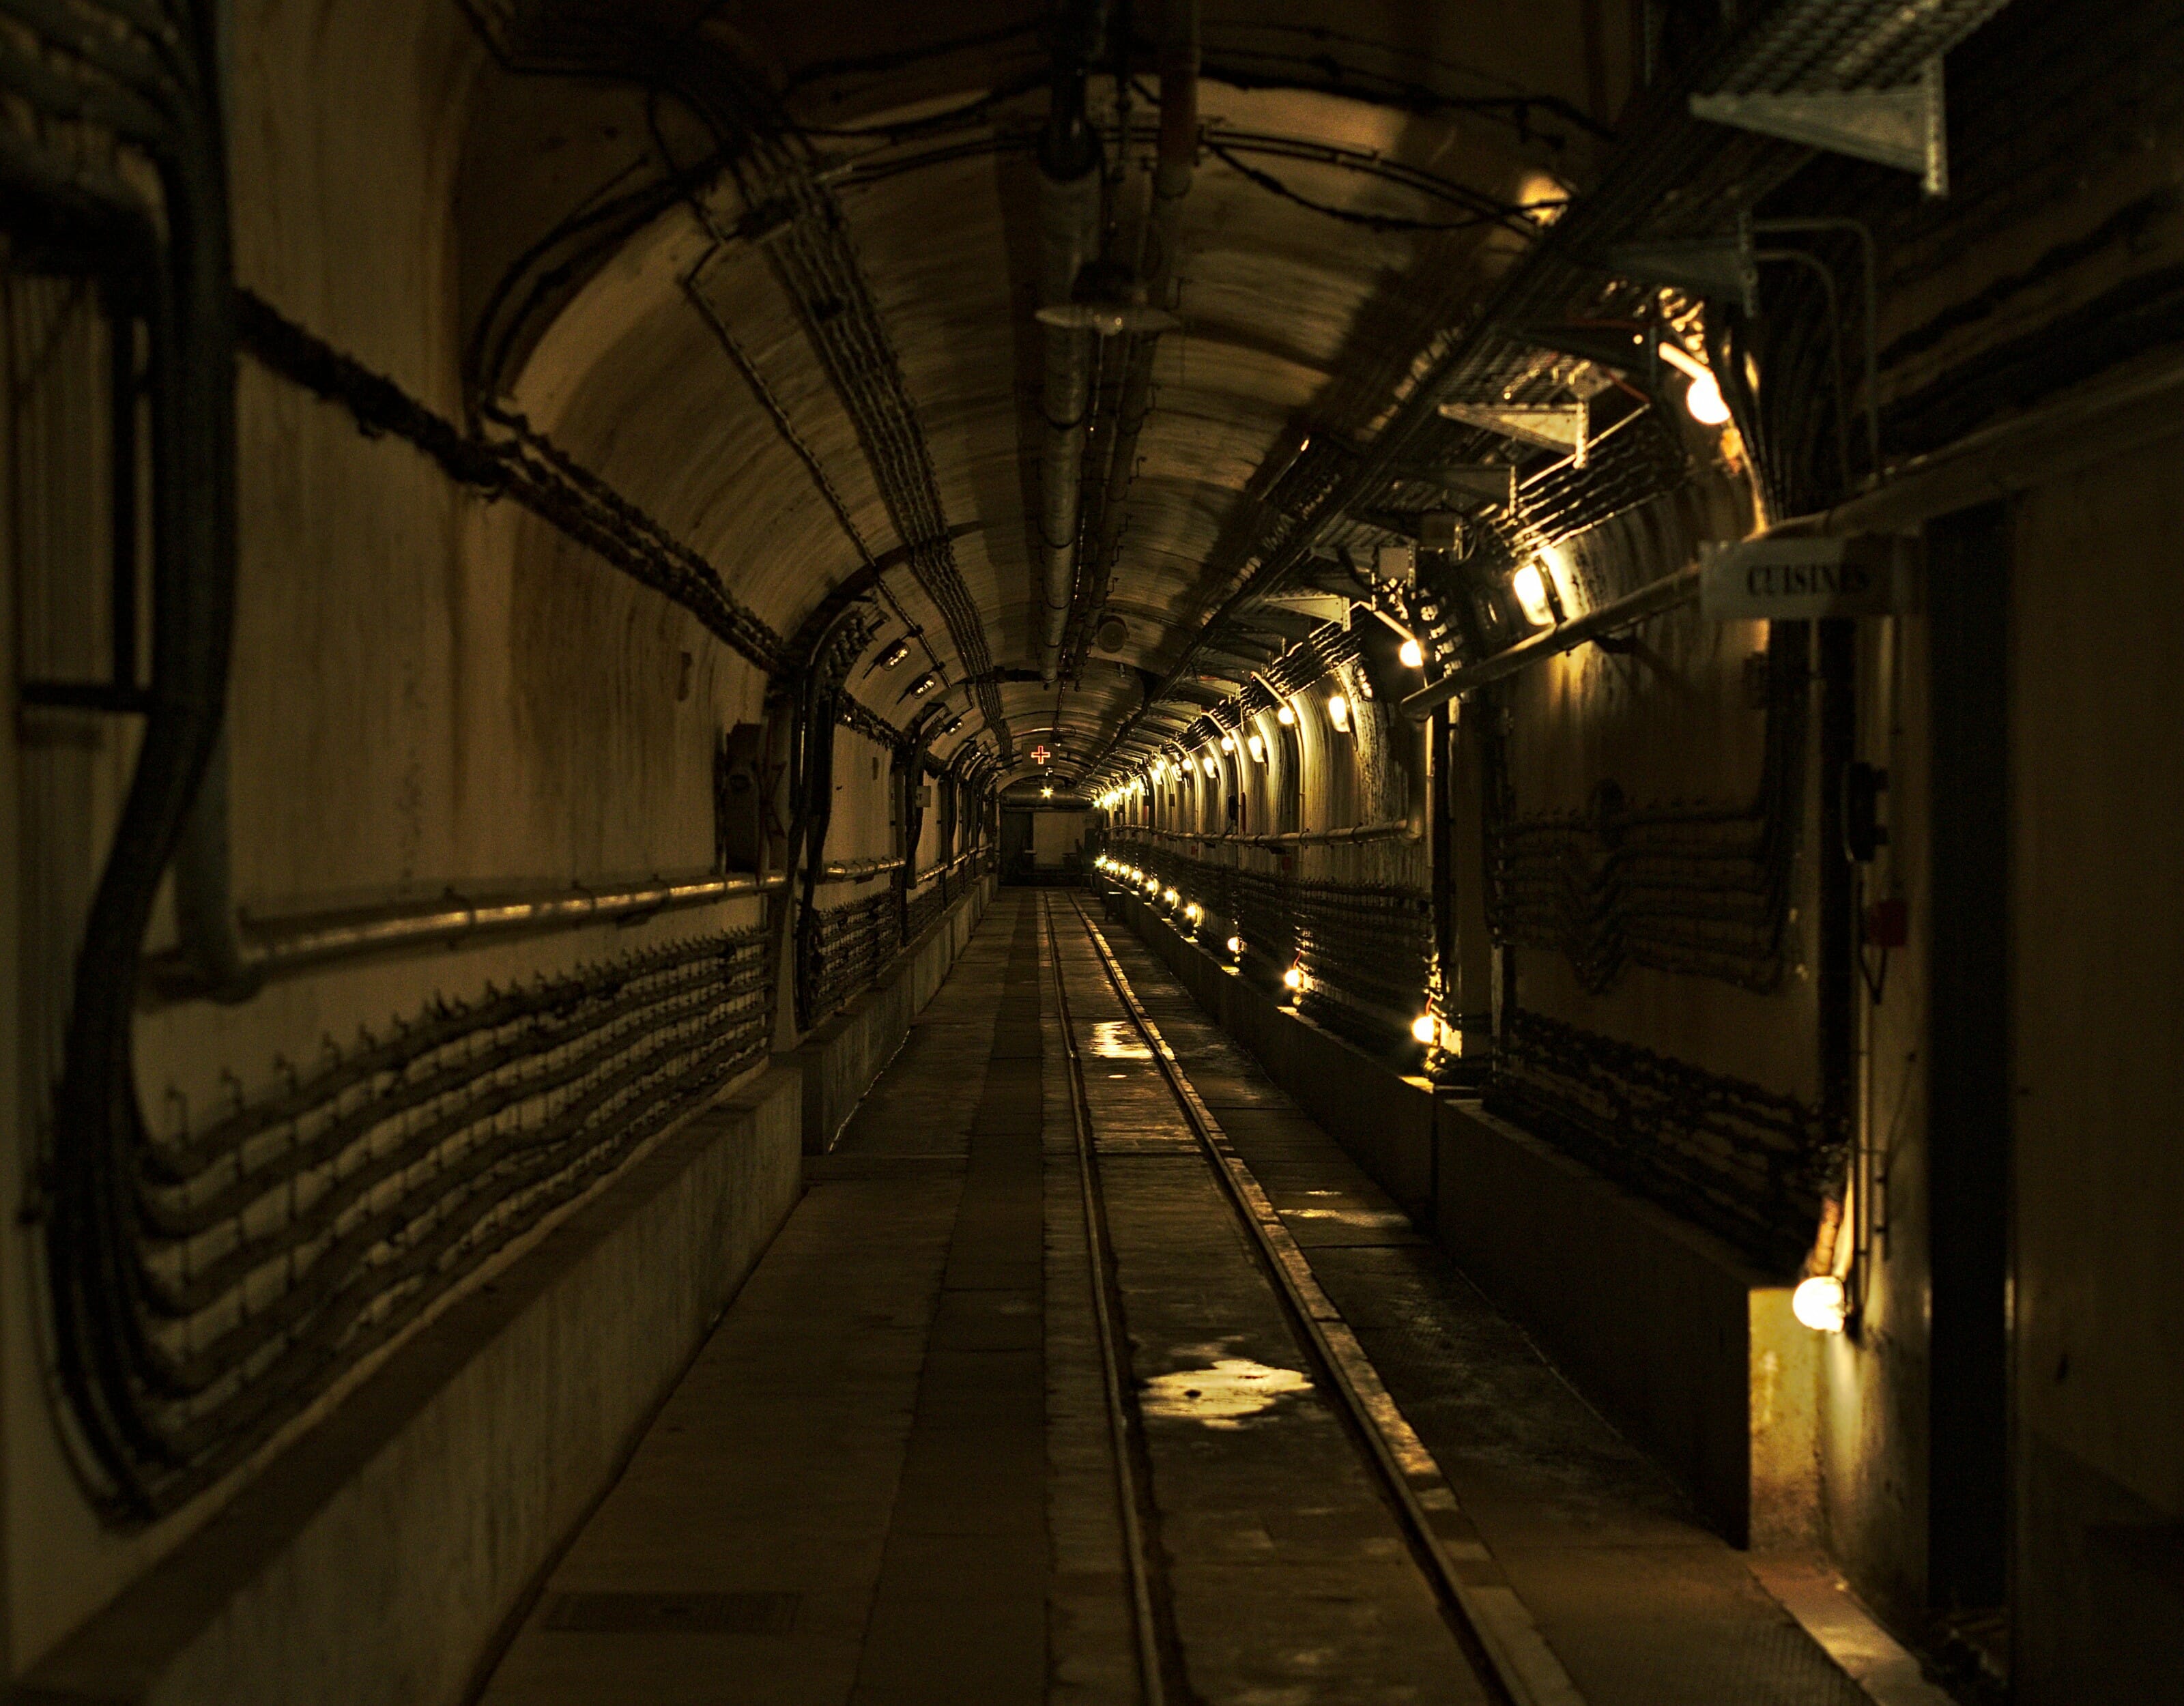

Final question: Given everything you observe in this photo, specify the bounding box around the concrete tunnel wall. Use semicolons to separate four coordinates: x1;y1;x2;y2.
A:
2;2;2181;1701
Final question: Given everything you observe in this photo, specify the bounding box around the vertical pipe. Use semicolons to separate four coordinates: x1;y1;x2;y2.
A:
1036;1;1107;686
1070;0;1196;671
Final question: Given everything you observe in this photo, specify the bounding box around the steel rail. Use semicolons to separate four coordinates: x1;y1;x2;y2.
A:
1038;897;1169;1706
1059;891;1587;1706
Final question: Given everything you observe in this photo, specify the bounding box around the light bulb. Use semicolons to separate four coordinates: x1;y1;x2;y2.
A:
1041;785;1053;798
1246;734;1265;762
1411;1013;1437;1045
1277;704;1295;725
1163;887;1178;906
1219;734;1235;753
1282;966;1305;992
1511;564;1555;627
1398;638;1424;669
1202;756;1217;777
1684;372;1731;426
1225;936;1243;955
1792;1275;1848;1333
1327;693;1350;732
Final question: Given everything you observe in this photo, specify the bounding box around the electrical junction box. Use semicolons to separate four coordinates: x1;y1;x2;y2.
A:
1377;542;1417;584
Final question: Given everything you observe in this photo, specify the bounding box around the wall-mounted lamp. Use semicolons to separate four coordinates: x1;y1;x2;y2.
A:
1201;755;1218;777
1411;1013;1437;1045
1792;1275;1849;1333
904;670;941;697
1246;734;1265;762
1510;564;1555;628
1276;704;1295;726
1219;734;1235;753
1225;936;1243;955
1327;693;1351;734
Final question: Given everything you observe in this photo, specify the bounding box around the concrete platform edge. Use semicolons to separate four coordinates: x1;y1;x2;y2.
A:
16;1072;805;1706
1106;885;1820;1550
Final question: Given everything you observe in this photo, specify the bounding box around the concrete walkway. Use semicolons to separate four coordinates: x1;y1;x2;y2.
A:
480;891;1882;1705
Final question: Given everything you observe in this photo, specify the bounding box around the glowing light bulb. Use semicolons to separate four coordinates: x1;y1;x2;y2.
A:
1411;1013;1437;1045
1282;965;1305;992
1201;755;1217;777
1041;785;1053;798
1683;372;1731;426
1246;734;1265;762
1225;936;1243;955
1792;1275;1849;1333
1511;564;1555;627
1162;887;1178;906
1327;693;1350;733
1656;339;1732;427
1398;638;1424;669
1184;902;1203;923
1277;704;1295;726
1219;734;1235;753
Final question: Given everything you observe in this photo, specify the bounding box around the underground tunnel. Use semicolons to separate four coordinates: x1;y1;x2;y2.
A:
1;1;2180;1702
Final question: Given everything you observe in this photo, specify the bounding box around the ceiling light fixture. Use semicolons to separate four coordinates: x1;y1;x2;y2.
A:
1657;339;1732;426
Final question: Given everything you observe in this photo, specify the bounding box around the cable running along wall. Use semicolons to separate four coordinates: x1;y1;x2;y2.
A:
91;929;771;1516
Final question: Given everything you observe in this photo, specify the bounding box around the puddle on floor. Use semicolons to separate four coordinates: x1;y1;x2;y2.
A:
1140;1358;1314;1429
1085;1020;1153;1060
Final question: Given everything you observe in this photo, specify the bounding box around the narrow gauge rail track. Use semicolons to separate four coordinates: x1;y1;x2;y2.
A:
1041;891;1587;1706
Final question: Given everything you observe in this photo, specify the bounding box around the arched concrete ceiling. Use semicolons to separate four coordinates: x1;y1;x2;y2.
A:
452;1;1626;779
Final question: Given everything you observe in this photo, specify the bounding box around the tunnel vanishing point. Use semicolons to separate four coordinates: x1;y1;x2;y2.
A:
1;2;2179;1703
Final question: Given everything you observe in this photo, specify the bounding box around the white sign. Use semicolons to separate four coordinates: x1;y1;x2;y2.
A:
1700;536;1915;621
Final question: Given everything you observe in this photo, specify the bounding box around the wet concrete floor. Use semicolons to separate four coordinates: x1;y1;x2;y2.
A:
480;891;1871;1705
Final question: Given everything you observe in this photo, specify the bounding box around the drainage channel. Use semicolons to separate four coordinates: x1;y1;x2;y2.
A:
1041;891;1588;1706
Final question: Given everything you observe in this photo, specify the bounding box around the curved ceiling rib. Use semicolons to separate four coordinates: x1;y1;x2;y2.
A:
452;1;1641;784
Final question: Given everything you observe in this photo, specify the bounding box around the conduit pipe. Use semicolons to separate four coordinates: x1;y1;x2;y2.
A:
144;869;786;997
1400;564;1704;719
1073;0;1198;667
1035;1;1107;685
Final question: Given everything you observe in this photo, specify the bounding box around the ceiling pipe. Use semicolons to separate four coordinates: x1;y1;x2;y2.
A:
1035;0;1108;686
1069;0;1198;673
